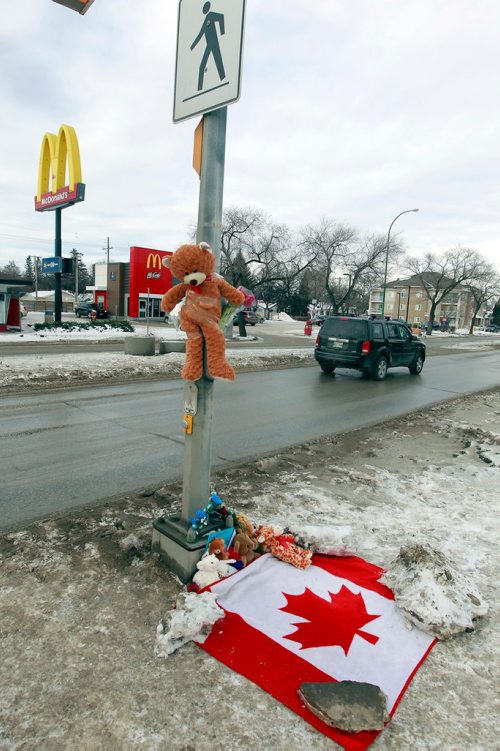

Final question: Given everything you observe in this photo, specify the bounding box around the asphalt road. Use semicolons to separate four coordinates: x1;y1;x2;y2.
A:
1;350;499;530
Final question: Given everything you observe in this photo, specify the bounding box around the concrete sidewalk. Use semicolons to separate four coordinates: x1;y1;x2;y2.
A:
0;389;498;750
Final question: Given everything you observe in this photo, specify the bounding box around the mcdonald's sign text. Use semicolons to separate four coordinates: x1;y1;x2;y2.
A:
34;124;86;212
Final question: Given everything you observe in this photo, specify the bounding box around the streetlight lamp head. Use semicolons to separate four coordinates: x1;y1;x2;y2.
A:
412;208;419;212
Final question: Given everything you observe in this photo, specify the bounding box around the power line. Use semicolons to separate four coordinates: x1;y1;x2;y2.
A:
0;231;130;252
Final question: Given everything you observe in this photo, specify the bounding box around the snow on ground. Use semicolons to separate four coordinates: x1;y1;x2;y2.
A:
0;316;317;390
0;347;315;390
1;315;498;392
0;389;498;749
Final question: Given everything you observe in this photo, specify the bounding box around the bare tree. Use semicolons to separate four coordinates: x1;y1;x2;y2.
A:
465;266;500;334
221;207;317;316
220;207;265;284
405;248;485;335
301;221;404;315
299;219;357;314
343;233;404;314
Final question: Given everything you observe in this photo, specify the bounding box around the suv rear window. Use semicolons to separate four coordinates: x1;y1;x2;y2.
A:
321;319;368;339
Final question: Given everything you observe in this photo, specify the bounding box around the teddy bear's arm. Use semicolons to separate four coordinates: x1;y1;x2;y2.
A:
161;283;188;313
216;278;246;306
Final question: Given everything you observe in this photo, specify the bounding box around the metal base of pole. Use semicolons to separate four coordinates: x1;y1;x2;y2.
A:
152;515;223;582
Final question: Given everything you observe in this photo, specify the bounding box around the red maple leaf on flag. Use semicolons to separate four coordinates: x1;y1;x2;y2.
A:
280;585;380;655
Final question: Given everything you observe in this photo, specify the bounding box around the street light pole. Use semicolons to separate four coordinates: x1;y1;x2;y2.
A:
381;208;419;317
343;273;352;314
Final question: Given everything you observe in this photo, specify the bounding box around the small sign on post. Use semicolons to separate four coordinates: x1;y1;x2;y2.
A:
42;257;62;274
193;118;204;176
173;0;246;123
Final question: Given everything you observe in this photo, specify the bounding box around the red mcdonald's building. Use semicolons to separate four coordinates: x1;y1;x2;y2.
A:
128;246;173;318
97;246;173;319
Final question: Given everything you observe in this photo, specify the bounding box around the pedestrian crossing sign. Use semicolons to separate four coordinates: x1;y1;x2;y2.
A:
173;0;246;123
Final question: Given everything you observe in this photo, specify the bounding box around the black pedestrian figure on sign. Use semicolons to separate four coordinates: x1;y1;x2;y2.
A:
191;1;226;92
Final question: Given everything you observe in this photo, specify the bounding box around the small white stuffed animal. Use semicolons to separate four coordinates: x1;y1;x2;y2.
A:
192;554;224;589
216;560;236;579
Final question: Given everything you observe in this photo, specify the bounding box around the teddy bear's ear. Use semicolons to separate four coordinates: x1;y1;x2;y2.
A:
162;256;171;269
199;242;212;252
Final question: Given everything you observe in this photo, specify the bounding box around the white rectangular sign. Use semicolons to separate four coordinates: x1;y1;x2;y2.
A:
173;0;246;123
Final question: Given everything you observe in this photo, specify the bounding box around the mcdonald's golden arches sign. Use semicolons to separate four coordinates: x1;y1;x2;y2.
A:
34;124;85;212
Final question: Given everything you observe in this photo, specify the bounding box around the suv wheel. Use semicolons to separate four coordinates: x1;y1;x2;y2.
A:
409;353;424;375
320;362;336;374
372;355;388;381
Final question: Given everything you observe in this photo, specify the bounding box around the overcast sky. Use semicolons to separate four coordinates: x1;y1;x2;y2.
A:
1;0;498;274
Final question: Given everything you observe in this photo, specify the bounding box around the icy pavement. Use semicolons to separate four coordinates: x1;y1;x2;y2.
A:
0;389;498;749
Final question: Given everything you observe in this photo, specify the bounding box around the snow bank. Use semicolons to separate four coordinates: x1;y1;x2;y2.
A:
288;524;356;556
155;591;224;657
0;348;314;390
382;543;489;639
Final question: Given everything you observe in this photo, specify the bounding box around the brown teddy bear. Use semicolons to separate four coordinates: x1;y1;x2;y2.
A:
232;529;259;567
230;513;260;567
208;537;229;560
160;242;245;381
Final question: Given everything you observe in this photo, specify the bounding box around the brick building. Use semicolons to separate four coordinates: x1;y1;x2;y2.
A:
369;273;485;330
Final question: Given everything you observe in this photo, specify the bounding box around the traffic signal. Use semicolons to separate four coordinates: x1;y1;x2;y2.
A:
51;0;96;15
62;258;74;274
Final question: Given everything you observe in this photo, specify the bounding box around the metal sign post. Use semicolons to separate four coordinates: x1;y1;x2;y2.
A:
152;0;245;581
34;124;86;324
54;208;62;322
181;105;227;520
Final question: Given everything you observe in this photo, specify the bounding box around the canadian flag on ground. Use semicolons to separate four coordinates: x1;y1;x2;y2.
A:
198;553;436;751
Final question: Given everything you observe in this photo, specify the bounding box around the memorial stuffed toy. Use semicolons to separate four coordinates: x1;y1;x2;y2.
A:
256;525;313;570
192;554;234;589
160;242;245;381
226;513;259;567
208;537;229;560
232;529;259;567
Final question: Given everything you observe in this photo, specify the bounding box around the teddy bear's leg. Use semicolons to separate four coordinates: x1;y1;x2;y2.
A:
182;327;204;381
202;324;236;381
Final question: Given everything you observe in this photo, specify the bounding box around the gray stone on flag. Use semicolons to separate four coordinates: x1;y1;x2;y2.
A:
298;680;389;732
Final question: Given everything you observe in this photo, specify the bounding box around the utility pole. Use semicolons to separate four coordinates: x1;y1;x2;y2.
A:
103;237;112;303
103;237;112;268
28;256;40;304
72;248;80;308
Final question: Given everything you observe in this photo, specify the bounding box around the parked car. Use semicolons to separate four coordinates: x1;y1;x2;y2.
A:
233;309;259;326
314;315;426;380
485;324;499;332
420;321;441;333
311;314;327;326
75;301;107;319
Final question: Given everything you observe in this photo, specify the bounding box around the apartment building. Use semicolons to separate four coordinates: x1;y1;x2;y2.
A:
368;273;483;330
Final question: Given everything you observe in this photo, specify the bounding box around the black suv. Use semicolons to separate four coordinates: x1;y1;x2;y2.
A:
314;316;426;380
75;301;107;319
